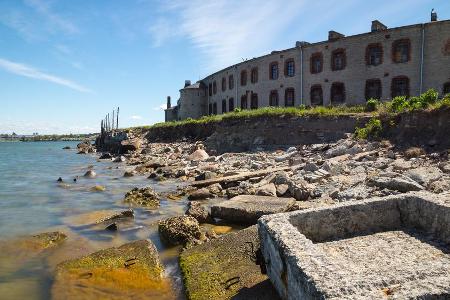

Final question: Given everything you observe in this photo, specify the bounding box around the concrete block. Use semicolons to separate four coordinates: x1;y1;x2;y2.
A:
258;192;450;299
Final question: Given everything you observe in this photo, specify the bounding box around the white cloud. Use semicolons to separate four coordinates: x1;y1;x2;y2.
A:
153;103;167;110
0;58;92;93
150;0;305;72
130;115;143;120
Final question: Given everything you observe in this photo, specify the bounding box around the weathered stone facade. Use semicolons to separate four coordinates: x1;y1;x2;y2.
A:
165;18;450;121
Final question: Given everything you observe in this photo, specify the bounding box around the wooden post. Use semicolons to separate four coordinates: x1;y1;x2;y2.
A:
112;110;115;132
116;107;119;130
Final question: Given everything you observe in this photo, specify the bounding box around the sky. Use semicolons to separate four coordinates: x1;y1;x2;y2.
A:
0;0;449;134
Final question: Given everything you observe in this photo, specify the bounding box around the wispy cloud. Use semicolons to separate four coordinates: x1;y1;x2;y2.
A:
130;115;143;120
0;58;92;93
24;0;79;34
150;0;305;72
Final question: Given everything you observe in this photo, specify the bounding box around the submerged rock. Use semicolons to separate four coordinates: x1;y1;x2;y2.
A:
83;170;96;178
52;240;169;300
29;231;67;250
158;215;201;246
179;226;279;300
124;187;159;208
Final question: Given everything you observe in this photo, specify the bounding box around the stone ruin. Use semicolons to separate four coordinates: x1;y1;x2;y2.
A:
258;191;450;299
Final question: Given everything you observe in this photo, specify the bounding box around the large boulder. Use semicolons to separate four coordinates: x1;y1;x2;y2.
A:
52;240;170;300
179;226;280;300
158;216;202;246
189;149;209;161
211;195;296;224
124;187;159;208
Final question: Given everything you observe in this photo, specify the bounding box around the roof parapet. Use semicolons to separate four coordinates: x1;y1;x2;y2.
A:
328;30;345;41
371;20;388;32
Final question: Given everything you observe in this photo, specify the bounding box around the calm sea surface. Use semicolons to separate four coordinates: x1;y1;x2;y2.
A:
0;141;189;299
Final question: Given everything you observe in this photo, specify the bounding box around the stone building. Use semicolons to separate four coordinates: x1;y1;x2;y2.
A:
165;15;450;122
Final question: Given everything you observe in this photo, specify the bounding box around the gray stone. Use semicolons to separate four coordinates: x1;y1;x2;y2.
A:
258;192;450;299
276;184;289;197
113;155;126;163
275;151;298;162
406;166;443;187
367;173;424;192
211;195;296;224
256;183;277;197
303;162;319;172
288;181;310;201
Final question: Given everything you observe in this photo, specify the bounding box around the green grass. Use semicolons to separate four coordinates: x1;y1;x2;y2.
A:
124;90;450;132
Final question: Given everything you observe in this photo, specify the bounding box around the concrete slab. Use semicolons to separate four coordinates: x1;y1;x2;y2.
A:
258;192;450;299
211;195;296;224
179;225;280;300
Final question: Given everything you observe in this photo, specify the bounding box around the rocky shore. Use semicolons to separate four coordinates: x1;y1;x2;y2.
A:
62;126;450;298
7;127;449;299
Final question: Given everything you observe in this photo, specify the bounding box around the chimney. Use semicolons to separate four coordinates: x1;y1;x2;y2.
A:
184;80;191;88
431;9;437;22
371;20;388;32
328;31;345;41
167;96;171;109
295;41;310;47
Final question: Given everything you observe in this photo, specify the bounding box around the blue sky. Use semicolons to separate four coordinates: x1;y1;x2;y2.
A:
0;0;449;134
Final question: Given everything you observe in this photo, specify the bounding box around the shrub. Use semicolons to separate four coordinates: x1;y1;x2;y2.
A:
354;118;382;140
404;147;425;159
365;98;379;112
390;96;409;113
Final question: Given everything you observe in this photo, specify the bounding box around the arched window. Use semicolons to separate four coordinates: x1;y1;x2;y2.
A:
269;90;279;106
213;81;217;94
250;93;258;109
221;77;226;92
240;70;247;86
285;88;295;107
331;82;345;104
229;98;235;111
208;83;212;96
331;49;346;71
366;43;383;66
251;68;258;84
392;39;410;63
310;53;323;74
443;82;450;95
285;59;295;77
213;102;217;114
269;62;278;80
391;76;409;97
365;79;382;100
208;103;212;115
240;95;248;109
310;85;323;106
222;99;227;113
229;75;234;90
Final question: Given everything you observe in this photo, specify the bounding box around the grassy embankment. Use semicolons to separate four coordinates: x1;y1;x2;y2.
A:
128;89;450;138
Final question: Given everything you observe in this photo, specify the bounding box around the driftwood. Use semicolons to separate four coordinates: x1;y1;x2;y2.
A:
191;166;291;188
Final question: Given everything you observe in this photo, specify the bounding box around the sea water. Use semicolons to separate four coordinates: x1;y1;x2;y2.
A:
0;141;187;299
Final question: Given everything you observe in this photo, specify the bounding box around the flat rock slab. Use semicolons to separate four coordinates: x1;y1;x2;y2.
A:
211;195;295;224
52;240;173;300
179;225;280;300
